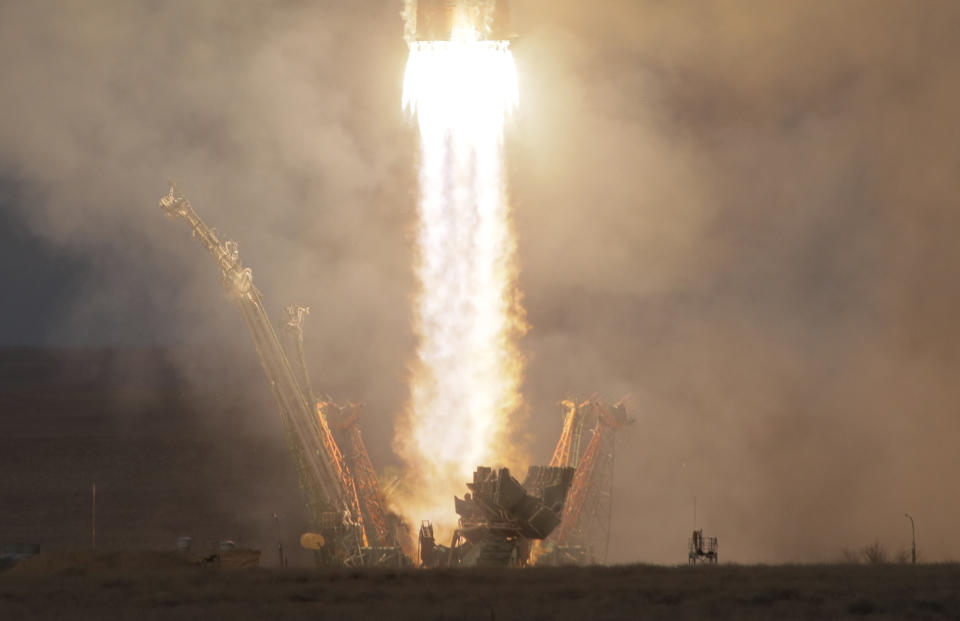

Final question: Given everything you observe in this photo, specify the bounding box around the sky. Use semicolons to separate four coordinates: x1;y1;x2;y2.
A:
1;0;960;564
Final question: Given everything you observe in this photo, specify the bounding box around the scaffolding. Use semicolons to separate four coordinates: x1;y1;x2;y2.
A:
547;397;630;564
688;529;718;565
159;183;397;564
329;403;391;547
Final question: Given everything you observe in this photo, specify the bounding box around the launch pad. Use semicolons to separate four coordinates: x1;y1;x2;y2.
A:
158;184;632;568
155;0;628;574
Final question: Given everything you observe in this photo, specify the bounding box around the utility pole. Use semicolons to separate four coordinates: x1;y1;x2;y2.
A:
905;513;916;564
273;513;286;568
92;482;96;551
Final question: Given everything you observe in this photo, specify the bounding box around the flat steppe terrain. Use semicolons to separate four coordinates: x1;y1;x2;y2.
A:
3;348;958;619
2;555;959;620
0;347;315;558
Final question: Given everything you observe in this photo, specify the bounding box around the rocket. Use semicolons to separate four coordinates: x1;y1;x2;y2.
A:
412;0;513;42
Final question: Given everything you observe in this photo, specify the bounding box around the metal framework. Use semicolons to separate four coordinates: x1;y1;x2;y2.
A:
549;398;596;469
550;398;630;564
329;403;391;547
159;184;368;555
419;466;574;568
688;529;718;564
281;304;389;549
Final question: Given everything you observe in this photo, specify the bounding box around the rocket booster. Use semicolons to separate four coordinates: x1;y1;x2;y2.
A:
412;0;512;42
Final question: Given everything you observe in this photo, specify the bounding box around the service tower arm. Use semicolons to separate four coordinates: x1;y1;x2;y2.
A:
158;183;354;524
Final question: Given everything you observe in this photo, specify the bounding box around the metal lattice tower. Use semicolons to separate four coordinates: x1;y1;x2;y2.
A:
159;183;360;535
550;399;630;563
279;306;371;546
330;403;391;547
549;399;593;469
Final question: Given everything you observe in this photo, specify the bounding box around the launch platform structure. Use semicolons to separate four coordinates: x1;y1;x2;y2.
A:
277;305;369;546
550;398;592;470
280;304;394;550
547;397;631;564
688;530;718;565
159;183;393;565
419;466;574;568
328;402;392;548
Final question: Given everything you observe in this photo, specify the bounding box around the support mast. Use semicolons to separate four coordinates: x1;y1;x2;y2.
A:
159;183;354;524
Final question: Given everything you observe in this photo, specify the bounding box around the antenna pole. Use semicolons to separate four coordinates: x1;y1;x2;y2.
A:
905;513;916;565
274;512;287;568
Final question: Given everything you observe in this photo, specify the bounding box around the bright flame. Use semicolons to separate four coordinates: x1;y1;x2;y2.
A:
395;32;526;536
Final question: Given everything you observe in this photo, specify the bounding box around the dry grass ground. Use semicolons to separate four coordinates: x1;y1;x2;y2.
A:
2;555;959;620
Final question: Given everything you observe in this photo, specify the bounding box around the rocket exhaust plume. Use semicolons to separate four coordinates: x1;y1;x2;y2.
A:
395;2;527;535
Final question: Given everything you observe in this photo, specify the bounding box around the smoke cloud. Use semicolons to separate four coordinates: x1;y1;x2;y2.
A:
1;0;959;563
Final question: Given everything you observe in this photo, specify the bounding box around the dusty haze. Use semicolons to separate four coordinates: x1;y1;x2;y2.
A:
1;0;959;564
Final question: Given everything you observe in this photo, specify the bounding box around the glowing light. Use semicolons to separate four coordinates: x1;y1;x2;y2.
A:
395;32;526;536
